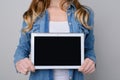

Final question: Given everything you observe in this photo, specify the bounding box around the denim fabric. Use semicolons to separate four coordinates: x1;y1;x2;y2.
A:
14;3;96;80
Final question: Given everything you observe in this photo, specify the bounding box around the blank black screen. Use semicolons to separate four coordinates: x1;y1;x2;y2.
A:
34;36;81;66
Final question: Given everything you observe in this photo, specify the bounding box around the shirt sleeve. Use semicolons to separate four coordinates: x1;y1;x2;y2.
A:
14;21;30;64
84;7;96;63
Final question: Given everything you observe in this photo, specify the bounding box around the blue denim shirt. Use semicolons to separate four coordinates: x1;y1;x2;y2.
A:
14;3;96;80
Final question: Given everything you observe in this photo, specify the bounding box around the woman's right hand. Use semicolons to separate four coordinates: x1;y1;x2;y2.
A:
16;58;35;75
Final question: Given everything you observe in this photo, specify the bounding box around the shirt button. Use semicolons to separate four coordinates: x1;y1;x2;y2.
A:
69;22;72;25
68;13;70;16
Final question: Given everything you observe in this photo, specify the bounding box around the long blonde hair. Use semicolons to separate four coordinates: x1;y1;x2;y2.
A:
22;0;91;32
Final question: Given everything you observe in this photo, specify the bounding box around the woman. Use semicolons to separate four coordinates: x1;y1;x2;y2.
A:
14;0;96;80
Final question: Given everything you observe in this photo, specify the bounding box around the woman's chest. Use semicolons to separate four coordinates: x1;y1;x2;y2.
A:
27;11;89;36
47;8;67;21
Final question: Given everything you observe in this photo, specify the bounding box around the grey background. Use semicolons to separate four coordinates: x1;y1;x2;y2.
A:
0;0;120;80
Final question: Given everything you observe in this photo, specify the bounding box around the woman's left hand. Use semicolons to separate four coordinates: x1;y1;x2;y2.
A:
78;58;96;74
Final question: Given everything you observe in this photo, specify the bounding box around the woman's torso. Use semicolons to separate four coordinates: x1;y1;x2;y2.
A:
16;4;94;80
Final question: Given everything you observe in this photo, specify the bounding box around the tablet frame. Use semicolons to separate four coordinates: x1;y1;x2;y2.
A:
31;33;84;69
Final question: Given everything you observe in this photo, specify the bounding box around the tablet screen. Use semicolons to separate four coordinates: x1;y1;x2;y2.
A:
34;36;81;66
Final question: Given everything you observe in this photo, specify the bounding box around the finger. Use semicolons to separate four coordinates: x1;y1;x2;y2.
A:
89;68;95;74
16;62;23;73
16;65;21;73
25;59;35;72
20;64;28;75
15;58;29;74
83;61;93;73
30;64;35;72
24;58;32;71
85;64;93;74
79;59;89;72
87;64;95;74
22;60;31;71
17;64;26;74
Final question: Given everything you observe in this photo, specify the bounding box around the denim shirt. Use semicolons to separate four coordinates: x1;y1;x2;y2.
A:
14;3;96;80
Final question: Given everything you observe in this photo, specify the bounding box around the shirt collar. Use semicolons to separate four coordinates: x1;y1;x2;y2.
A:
67;3;76;11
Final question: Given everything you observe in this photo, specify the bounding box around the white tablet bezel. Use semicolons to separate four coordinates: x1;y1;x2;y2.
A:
31;33;84;69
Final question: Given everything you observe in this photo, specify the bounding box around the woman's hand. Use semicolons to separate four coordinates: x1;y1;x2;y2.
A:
78;58;95;74
16;58;35;75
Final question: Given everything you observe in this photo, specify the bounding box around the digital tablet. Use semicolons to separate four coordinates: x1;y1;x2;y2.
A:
31;33;84;69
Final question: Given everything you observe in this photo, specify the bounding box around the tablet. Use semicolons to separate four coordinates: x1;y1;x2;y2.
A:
31;33;84;69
